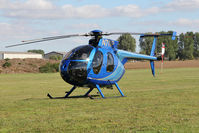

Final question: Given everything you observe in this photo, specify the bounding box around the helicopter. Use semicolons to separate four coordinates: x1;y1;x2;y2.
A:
6;30;177;99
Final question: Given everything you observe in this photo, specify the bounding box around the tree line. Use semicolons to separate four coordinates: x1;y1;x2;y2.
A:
117;32;199;60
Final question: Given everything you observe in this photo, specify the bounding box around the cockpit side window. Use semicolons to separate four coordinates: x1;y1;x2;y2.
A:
92;51;103;74
106;52;114;72
70;46;93;60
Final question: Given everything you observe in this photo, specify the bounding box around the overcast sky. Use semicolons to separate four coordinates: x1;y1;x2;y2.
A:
0;0;199;53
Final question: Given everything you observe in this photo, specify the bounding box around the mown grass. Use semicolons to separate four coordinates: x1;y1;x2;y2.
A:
0;68;199;133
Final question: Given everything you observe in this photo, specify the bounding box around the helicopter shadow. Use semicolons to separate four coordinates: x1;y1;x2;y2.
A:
47;94;100;99
22;95;100;101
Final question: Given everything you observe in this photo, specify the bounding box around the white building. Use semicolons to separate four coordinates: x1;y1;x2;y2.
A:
0;51;43;59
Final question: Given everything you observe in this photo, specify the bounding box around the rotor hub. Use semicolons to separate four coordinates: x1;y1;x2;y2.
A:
90;30;103;37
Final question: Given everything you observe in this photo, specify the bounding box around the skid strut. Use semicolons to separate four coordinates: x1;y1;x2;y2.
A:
94;83;125;99
47;86;76;99
96;84;105;98
114;82;125;97
84;88;94;96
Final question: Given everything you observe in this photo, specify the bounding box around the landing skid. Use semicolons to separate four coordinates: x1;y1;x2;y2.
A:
47;86;97;99
89;95;126;99
47;82;125;99
47;93;99;99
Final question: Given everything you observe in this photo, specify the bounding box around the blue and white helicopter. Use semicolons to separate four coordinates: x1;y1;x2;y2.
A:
6;30;176;99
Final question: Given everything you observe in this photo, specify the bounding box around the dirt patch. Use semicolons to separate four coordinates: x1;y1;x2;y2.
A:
0;59;59;74
125;60;199;69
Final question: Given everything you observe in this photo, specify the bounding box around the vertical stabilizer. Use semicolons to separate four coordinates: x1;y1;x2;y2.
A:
150;36;158;56
150;61;155;77
149;36;158;76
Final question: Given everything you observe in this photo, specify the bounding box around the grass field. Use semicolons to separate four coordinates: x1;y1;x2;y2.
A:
0;68;199;133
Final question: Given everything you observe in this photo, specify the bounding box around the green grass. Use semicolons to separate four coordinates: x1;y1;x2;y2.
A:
0;68;199;133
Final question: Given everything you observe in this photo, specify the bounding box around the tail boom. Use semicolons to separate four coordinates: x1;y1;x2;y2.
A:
117;50;157;64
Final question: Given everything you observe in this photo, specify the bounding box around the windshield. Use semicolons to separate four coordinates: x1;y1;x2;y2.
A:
63;45;93;60
67;61;88;83
70;45;93;60
63;49;75;60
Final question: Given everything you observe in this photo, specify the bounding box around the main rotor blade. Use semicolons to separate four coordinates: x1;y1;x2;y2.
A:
5;30;177;48
5;33;89;48
103;32;175;36
5;41;43;48
102;32;145;36
103;32;177;40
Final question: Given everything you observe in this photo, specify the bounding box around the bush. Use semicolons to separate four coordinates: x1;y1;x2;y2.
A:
4;58;10;61
2;62;11;68
39;63;59;73
49;55;62;60
28;49;44;56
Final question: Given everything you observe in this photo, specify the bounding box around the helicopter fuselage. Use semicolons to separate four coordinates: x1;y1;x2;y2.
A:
60;38;125;88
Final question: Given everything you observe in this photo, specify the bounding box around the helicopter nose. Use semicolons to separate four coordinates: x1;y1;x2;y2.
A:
60;61;88;85
68;61;87;82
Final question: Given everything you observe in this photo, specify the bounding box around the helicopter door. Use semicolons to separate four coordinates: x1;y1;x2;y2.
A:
92;50;103;74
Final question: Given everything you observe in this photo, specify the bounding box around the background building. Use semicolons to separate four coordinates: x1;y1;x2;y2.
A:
0;51;43;59
44;51;67;59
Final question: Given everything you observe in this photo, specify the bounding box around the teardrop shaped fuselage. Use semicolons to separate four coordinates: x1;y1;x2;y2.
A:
60;45;125;88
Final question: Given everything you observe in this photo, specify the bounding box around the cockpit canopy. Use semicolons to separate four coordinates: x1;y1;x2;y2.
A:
61;45;93;85
63;45;93;60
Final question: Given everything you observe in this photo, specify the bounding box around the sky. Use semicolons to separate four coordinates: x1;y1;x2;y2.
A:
0;0;199;53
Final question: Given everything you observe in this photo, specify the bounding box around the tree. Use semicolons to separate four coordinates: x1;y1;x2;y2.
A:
117;33;136;52
193;32;199;59
139;37;153;55
178;33;186;60
178;32;194;60
157;31;178;60
28;49;44;56
185;32;194;60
